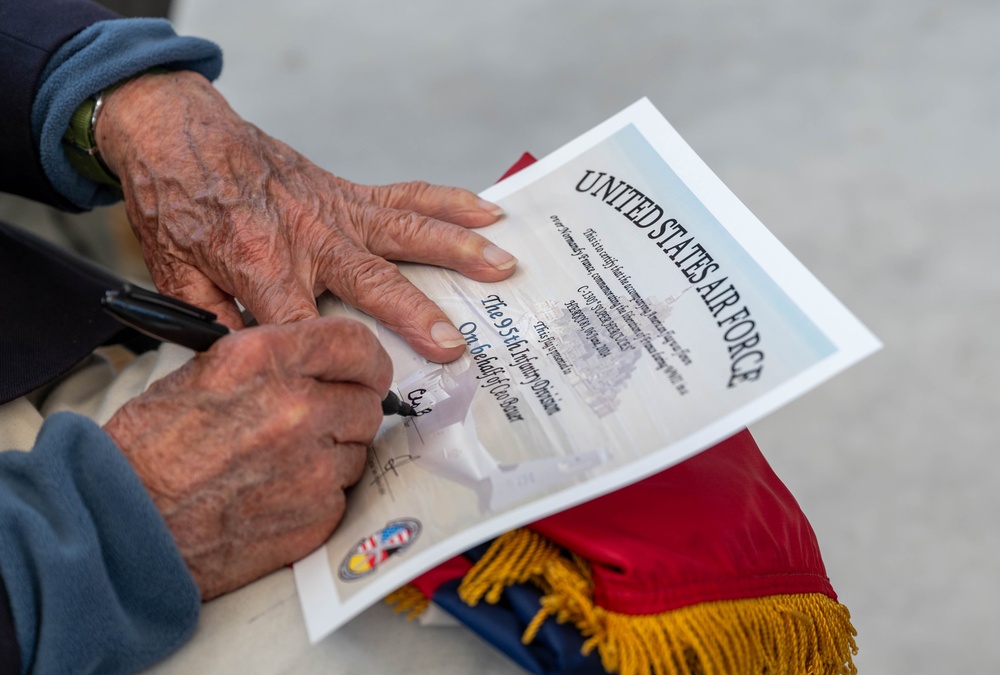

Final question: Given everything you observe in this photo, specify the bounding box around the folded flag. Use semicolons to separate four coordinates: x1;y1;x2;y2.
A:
388;429;856;675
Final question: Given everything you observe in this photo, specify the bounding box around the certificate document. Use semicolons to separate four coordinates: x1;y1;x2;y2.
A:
294;98;880;642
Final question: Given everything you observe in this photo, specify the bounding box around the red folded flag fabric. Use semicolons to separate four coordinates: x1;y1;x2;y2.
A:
388;155;857;675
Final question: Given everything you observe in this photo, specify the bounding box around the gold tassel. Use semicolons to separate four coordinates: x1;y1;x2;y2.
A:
385;584;430;619
457;528;858;675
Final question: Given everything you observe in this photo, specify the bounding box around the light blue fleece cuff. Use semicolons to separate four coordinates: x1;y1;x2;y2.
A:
32;18;223;209
0;412;200;674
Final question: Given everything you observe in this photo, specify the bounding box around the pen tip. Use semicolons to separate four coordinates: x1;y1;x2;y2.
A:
382;391;417;417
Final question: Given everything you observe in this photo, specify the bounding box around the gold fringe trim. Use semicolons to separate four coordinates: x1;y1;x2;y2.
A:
386;584;431;620
458;528;859;675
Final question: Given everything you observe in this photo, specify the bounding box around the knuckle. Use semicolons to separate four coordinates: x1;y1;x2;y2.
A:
400;180;432;201
272;301;318;325
382;180;431;206
218;327;273;365
396;211;435;238
352;182;382;205
342;254;400;297
320;317;369;352
329;320;392;388
355;207;408;246
246;275;317;324
370;179;440;213
258;395;312;438
214;326;294;384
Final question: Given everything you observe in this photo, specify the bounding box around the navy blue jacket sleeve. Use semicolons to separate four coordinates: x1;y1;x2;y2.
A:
32;19;222;209
0;0;117;209
0;413;201;674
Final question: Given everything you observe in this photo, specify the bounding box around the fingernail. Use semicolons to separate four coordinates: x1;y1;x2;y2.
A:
431;321;467;349
482;244;518;271
477;198;505;218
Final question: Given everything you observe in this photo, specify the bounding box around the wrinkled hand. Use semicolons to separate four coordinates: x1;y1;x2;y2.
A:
103;317;391;600
96;70;517;363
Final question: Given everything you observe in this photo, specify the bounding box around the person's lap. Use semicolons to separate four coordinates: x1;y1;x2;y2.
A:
0;338;515;674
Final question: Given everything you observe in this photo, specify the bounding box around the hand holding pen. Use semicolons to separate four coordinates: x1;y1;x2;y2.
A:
101;284;415;417
102;305;395;599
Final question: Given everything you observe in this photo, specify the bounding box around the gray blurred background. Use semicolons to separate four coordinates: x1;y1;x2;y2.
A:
96;0;1000;672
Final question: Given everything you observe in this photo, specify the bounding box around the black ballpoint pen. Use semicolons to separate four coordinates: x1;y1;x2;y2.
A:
101;284;415;417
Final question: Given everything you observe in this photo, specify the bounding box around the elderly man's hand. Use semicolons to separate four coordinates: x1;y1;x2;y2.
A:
95;70;517;363
102;317;391;600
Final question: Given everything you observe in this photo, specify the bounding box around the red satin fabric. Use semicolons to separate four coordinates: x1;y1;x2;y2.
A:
528;429;834;615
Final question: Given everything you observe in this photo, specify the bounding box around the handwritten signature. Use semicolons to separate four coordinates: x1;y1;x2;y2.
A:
406;388;433;416
369;454;421;487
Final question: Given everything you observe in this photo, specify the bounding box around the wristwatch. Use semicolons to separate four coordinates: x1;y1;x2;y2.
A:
62;68;168;191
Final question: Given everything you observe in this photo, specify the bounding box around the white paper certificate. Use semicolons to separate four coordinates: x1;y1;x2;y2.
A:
294;98;880;642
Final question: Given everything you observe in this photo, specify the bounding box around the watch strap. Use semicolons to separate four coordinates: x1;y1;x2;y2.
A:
62;67;168;191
